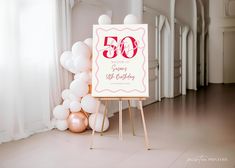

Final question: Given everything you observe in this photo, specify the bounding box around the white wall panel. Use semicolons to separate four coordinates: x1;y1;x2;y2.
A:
223;30;235;83
209;0;235;83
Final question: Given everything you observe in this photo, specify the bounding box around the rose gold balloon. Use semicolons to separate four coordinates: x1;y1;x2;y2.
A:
81;109;90;118
88;85;92;94
67;112;88;133
80;110;90;129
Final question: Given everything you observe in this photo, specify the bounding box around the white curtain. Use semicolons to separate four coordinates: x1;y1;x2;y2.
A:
50;0;74;111
0;0;73;143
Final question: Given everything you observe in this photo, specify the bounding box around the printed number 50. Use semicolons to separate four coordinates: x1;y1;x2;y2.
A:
103;36;138;59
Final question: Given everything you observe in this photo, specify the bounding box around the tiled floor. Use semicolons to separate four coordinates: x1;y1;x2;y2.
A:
0;84;235;168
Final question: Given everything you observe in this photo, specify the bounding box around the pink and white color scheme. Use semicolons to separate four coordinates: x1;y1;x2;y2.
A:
92;24;149;97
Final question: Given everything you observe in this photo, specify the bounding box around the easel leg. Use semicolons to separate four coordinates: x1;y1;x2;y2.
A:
138;100;150;150
119;100;123;140
101;100;108;136
128;100;135;136
90;100;101;149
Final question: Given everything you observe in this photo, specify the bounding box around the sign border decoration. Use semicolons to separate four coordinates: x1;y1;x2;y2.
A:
92;24;149;98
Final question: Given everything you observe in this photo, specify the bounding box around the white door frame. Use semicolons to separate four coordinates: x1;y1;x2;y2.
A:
192;0;198;90
174;20;183;97
170;0;176;97
170;0;198;96
182;26;190;95
198;0;206;86
156;15;171;100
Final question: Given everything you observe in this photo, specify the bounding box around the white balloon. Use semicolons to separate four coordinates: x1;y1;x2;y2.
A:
61;89;71;100
73;56;91;72
64;58;76;74
81;94;97;113
60;51;72;66
74;71;91;83
69;101;81;112
51;118;57;128
80;71;90;83
69;69;77;74
74;71;90;83
124;14;140;24
74;73;80;80
68;93;81;101
84;38;93;51
98;14;111;25
72;41;91;59
70;79;83;90
69;79;88;97
62;99;71;109
53;105;70;120
89;113;109;132
64;58;73;69
56;120;68;131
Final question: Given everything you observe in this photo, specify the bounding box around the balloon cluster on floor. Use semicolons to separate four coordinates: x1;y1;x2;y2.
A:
52;17;111;133
52;14;140;133
53;39;110;133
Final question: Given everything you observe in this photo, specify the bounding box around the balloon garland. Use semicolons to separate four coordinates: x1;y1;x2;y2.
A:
52;14;140;133
53;34;110;132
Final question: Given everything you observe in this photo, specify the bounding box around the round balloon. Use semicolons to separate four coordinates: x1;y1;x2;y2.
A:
53;105;70;120
67;112;88;133
74;71;90;83
89;113;109;132
64;58;73;69
81;109;90;118
73;56;91;72
72;41;91;59
69;101;81;112
60;51;72;66
123;14;140;24
61;89;71;100
81;94;97;113
98;14;111;25
62;99;71;109
56;120;68;131
51;118;57;128
68;93;81;101
64;58;76;74
69;79;88;98
84;38;93;51
74;73;80;80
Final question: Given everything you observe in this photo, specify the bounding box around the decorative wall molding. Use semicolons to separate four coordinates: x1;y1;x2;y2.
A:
223;29;235;83
224;0;235;17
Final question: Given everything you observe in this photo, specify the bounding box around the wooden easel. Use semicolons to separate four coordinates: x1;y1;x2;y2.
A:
90;97;150;150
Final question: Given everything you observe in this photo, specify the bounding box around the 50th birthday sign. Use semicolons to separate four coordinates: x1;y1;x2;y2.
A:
92;24;149;97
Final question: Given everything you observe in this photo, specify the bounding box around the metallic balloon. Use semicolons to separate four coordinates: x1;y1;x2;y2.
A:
67;112;88;133
81;109;90;118
88;84;92;94
80;109;91;130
